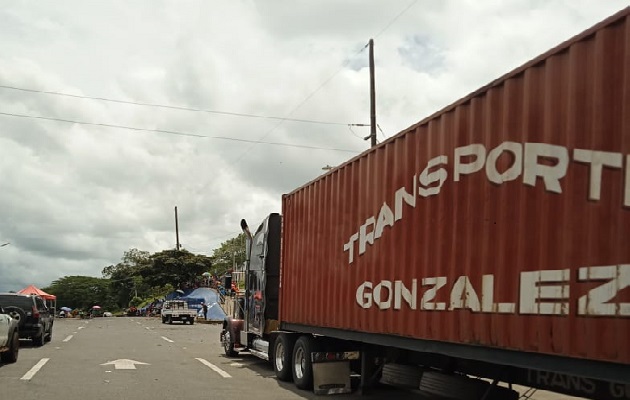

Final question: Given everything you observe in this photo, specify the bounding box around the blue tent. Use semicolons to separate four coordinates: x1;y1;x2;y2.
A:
169;288;226;320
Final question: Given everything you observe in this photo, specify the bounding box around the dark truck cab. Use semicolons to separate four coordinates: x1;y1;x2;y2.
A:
220;214;281;360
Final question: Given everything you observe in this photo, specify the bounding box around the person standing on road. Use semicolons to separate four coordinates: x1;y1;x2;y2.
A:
201;302;208;320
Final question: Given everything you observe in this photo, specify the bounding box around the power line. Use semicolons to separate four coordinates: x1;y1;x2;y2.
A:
0;111;361;153
232;0;419;160
348;125;364;140
373;0;419;39
231;42;371;165
377;124;387;140
0;84;353;126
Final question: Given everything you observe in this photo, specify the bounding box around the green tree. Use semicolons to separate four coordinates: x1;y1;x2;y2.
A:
139;249;211;289
102;248;151;308
129;296;143;307
44;248;214;309
211;233;246;276
44;276;113;310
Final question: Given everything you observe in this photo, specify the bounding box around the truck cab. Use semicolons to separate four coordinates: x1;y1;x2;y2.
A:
220;213;281;359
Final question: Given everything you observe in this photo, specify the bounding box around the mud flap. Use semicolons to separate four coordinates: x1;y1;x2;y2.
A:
311;351;359;395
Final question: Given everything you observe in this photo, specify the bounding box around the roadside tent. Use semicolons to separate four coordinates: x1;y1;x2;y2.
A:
18;284;57;310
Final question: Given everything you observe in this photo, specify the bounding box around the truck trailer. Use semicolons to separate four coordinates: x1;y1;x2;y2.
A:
220;8;630;399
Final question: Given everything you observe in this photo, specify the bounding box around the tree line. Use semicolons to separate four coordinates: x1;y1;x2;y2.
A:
43;234;246;311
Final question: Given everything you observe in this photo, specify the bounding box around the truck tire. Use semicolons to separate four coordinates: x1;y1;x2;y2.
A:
0;331;19;363
162;317;166;324
168;316;173;324
222;330;238;357
272;334;294;382
292;336;315;390
419;371;518;400
380;363;423;388
189;318;195;325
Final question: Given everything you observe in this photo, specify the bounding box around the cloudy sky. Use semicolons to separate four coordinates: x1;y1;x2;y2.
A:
0;1;627;292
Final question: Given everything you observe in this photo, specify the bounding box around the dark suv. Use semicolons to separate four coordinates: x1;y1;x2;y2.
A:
0;293;53;346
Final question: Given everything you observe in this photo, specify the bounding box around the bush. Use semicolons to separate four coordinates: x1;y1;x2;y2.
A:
129;296;143;307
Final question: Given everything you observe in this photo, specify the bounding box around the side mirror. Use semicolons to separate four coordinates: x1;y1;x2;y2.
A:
0;306;4;314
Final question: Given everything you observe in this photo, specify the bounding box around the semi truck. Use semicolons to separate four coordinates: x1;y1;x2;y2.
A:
220;8;630;399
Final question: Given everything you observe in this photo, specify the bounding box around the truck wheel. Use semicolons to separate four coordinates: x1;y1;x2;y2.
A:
189;319;195;325
0;331;19;363
292;336;315;390
161;317;166;324
222;330;237;357
273;334;294;381
168;316;173;324
380;363;423;388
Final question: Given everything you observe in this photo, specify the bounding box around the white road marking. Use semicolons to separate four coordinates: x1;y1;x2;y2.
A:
196;358;232;378
78;326;85;330
62;335;73;342
100;359;149;370
230;363;243;367
21;358;50;380
145;327;151;331
136;322;141;325
161;336;174;343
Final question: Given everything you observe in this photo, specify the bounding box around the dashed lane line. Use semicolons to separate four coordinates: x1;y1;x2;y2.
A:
196;358;232;378
62;335;73;342
161;336;174;343
21;358;50;381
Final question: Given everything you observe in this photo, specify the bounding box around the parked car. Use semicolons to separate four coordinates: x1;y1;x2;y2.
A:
0;293;53;346
0;306;19;363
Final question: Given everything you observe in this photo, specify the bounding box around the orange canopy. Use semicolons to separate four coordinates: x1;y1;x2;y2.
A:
18;285;57;301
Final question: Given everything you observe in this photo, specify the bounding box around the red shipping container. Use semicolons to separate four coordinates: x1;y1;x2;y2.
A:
280;8;630;366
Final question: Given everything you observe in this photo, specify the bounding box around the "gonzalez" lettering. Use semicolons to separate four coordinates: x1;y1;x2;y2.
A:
355;265;630;317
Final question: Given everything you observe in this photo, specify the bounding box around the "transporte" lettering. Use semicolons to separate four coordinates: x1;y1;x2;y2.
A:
343;142;630;265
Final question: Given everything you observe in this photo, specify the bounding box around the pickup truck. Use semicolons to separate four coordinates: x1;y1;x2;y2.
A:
0;306;19;363
161;300;196;325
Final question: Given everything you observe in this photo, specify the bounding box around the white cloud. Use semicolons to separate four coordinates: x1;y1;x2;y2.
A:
0;1;627;291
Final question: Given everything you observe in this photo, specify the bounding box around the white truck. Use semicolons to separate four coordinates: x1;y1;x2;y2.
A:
161;300;196;325
0;306;19;363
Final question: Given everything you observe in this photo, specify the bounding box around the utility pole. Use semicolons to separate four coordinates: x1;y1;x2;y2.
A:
369;38;377;148
174;206;180;251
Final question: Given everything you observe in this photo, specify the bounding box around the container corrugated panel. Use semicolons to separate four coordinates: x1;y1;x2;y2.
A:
280;8;630;365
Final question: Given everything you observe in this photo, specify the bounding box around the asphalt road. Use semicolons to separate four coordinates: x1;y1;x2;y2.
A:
0;317;429;400
0;317;581;400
